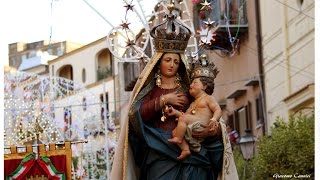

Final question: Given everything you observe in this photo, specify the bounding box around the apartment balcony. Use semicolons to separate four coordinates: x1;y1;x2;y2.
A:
194;0;248;51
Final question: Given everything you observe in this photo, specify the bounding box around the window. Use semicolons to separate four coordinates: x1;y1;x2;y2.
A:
100;93;109;120
234;103;252;136
255;95;264;125
227;114;235;128
83;97;87;111
82;68;86;83
63;107;72;134
57;47;63;56
237;107;247;136
111;38;115;51
10;57;16;67
193;0;247;27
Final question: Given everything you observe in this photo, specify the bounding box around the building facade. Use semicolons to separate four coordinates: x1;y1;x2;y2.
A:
8;40;83;71
192;0;265;138
260;0;314;132
47;36;130;127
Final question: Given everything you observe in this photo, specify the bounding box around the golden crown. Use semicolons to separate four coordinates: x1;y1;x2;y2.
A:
190;54;219;80
150;4;191;53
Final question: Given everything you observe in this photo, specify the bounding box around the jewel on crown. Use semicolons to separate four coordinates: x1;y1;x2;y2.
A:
190;54;219;80
150;4;191;53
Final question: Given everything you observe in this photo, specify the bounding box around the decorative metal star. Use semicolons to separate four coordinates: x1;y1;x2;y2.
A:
200;0;211;11
137;55;144;61
203;18;215;28
197;27;215;46
126;39;135;47
120;21;130;29
199;39;211;47
124;3;134;11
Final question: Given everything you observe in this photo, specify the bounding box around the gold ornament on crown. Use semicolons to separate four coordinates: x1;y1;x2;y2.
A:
150;4;191;53
190;54;219;80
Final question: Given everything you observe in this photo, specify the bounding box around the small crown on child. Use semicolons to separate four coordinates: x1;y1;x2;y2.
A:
190;54;219;80
150;4;191;53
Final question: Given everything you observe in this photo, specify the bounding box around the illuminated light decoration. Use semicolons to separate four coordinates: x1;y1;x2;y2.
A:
120;21;131;29
4;71;118;179
200;0;211;11
203;18;215;28
124;3;135;11
105;0;198;63
197;27;216;47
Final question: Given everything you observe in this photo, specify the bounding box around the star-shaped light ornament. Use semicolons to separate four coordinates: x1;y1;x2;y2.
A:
126;39;136;47
137;55;144;61
137;54;148;64
124;3;134;11
203;18;215;29
120;21;131;29
197;27;216;47
200;0;212;11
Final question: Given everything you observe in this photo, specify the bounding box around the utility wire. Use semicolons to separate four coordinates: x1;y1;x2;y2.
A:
214;32;314;79
273;0;314;20
4;99;130;111
48;0;54;50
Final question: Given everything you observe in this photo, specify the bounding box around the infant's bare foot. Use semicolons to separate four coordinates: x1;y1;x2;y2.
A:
168;137;182;144
177;150;191;160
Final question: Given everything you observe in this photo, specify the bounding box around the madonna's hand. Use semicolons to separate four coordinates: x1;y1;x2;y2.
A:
165;92;189;108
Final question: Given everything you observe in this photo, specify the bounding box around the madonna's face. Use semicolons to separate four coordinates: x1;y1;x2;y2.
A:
159;53;180;78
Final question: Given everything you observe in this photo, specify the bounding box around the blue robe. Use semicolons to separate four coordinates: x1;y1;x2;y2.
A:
129;99;224;180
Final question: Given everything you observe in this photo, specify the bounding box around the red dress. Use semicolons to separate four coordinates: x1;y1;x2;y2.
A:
140;86;189;131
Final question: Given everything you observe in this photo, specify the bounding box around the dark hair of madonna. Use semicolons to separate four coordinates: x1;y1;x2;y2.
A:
199;77;215;95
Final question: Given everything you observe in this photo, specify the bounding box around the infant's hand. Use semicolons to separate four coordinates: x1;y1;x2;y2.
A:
164;105;176;117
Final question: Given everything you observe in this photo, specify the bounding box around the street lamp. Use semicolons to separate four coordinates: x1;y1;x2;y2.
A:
238;129;256;179
238;129;256;160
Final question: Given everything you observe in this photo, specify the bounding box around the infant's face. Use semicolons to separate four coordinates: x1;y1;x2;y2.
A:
189;78;205;96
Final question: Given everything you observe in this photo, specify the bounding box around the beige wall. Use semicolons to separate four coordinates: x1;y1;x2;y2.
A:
23;65;48;75
49;39;109;86
198;0;264;137
260;0;314;132
48;37;131;127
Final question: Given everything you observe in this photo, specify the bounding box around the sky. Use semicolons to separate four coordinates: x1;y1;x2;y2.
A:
0;0;158;66
0;1;157;175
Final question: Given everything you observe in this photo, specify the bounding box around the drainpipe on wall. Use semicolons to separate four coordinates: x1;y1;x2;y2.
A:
282;0;292;95
255;0;267;135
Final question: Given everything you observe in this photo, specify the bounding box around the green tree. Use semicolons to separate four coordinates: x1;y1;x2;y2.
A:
253;113;314;179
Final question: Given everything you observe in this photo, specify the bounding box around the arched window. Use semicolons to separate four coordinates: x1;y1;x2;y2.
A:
82;68;86;83
97;49;113;81
58;65;73;80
